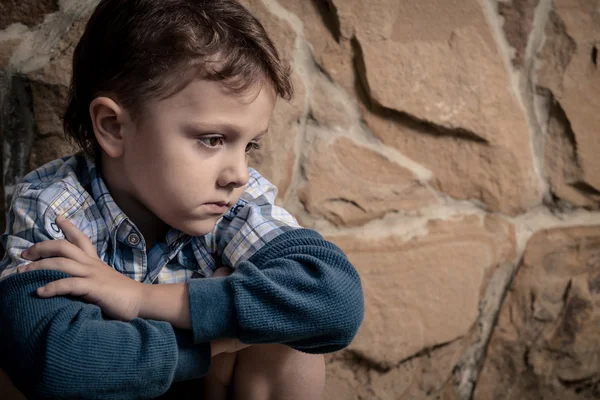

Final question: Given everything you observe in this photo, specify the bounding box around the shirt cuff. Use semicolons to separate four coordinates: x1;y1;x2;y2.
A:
187;276;237;343
173;329;211;382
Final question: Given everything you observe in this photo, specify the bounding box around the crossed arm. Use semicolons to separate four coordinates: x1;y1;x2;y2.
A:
0;217;364;399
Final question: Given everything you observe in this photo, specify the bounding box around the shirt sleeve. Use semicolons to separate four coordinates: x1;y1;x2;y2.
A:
0;183;52;279
208;168;301;269
189;169;364;352
188;229;364;353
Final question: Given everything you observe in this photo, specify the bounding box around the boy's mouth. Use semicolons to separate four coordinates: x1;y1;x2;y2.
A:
208;201;230;207
202;201;231;214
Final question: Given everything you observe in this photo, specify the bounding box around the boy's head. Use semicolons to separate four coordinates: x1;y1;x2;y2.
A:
64;0;293;157
63;0;294;238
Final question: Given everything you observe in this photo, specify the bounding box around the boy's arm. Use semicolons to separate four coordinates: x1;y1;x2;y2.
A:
0;186;211;398
0;271;211;399
189;228;365;353
142;170;364;352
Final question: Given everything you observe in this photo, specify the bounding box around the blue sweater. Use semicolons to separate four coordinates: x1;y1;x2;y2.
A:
0;229;363;399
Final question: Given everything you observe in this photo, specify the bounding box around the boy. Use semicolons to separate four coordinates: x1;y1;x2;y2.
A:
0;0;364;399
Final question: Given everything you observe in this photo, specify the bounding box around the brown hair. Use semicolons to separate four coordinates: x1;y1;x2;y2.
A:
63;0;293;157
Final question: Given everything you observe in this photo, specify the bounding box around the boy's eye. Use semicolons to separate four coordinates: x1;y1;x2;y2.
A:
198;136;225;148
245;142;261;154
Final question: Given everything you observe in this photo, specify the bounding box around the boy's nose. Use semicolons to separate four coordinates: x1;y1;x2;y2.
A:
218;156;250;188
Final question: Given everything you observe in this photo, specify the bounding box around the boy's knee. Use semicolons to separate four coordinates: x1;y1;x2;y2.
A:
234;344;325;399
206;351;238;387
273;345;325;385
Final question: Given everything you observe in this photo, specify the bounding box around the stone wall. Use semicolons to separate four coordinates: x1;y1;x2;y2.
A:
1;1;599;399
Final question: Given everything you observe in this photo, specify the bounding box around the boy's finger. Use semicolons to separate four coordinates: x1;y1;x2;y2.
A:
37;277;91;298
22;240;88;264
20;257;88;277
212;267;234;277
55;215;98;258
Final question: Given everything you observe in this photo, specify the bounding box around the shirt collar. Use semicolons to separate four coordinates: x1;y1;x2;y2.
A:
84;155;190;249
84;156;129;235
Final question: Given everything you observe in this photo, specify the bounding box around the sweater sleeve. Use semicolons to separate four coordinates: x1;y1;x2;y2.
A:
0;270;211;400
188;229;364;353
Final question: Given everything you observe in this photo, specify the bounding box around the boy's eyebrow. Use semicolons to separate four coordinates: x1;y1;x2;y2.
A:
184;122;268;138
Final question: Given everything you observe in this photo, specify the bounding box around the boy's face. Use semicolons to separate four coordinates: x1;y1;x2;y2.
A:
120;79;276;237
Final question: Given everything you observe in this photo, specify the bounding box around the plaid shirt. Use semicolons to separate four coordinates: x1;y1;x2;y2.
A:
0;153;300;283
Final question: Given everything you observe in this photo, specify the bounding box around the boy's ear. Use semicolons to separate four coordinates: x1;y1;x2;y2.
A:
89;97;130;158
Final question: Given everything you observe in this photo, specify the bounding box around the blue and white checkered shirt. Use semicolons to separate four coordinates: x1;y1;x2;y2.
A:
0;153;300;283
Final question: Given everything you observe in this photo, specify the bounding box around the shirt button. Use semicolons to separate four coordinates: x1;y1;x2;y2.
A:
127;233;141;246
50;223;62;234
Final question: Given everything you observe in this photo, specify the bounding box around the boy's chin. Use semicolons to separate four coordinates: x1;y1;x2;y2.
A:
176;219;220;237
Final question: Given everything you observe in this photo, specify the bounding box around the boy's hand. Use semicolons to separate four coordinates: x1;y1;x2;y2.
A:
210;338;251;356
18;215;144;321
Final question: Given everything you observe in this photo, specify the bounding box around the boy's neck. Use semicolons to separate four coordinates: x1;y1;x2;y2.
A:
98;154;168;250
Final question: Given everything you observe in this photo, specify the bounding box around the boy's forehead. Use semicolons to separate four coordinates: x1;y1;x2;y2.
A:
141;78;276;134
158;79;276;111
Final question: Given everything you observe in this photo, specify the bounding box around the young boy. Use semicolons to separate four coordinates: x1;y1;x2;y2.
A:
0;0;364;399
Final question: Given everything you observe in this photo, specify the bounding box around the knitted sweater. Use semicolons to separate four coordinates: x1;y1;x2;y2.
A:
0;229;364;399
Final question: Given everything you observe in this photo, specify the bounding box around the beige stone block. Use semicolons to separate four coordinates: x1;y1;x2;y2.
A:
239;0;296;63
475;226;600;400
318;0;540;215
332;0;528;141
323;358;369;400
329;215;515;367
299;136;437;226
324;340;464;400
538;2;600;208
276;0;357;91
364;109;539;216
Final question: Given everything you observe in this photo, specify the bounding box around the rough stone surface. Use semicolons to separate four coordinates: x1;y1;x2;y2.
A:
324;339;464;400
299;135;437;226
475;226;600;400
2;75;36;196
248;71;304;199
0;38;20;69
30;81;69;136
28;135;75;172
339;0;539;215
20;12;88;180
538;3;600;209
0;0;59;30
240;0;304;198
309;73;357;130
277;0;357;92
498;0;540;67
334;0;527;140
0;24;28;69
363;109;538;216
544;97;600;209
0;70;7;242
329;215;515;367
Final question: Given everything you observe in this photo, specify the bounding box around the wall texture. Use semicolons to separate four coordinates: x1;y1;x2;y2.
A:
1;0;599;399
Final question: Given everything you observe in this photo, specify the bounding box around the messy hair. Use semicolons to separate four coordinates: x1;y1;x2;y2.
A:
63;0;293;157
